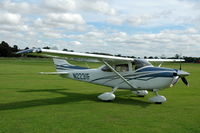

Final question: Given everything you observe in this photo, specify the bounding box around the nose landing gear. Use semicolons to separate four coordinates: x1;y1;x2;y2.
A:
148;90;166;104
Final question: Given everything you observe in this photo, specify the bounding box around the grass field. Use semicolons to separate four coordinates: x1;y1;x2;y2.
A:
0;58;199;133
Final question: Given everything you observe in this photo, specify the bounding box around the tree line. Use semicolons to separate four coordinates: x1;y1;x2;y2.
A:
0;41;199;63
0;41;20;57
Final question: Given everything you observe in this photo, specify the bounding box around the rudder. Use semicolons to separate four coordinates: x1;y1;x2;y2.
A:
52;58;88;72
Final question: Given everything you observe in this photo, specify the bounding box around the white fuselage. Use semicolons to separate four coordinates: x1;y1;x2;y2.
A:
61;66;177;91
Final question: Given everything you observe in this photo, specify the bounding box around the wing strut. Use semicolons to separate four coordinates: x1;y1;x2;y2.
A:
102;60;137;89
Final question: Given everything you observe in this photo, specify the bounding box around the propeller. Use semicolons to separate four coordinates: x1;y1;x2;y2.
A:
177;53;190;86
172;70;189;87
171;54;190;87
177;60;190;86
181;77;189;86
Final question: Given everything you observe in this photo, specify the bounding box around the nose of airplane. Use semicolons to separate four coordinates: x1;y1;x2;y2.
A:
174;69;190;86
177;70;190;77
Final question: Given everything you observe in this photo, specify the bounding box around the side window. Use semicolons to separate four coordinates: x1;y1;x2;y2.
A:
115;64;129;72
132;62;136;70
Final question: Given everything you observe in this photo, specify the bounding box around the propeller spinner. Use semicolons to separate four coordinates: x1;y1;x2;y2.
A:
177;70;190;86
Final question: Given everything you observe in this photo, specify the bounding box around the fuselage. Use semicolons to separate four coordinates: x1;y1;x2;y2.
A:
61;66;178;91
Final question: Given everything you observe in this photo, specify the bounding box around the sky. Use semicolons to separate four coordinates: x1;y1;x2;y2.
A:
0;0;200;57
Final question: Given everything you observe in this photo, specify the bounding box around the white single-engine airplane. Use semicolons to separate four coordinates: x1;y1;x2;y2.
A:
17;48;190;104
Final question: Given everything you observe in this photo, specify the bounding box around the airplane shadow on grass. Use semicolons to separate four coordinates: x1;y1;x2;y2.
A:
0;88;151;111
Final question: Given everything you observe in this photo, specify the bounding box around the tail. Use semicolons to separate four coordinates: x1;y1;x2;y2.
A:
53;58;89;72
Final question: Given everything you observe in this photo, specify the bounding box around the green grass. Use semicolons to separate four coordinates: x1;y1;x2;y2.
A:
0;58;199;133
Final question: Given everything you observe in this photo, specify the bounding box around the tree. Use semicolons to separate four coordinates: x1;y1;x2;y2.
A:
154;56;159;59
43;46;50;49
0;41;12;57
63;49;74;52
115;54;121;57
12;45;18;52
174;54;180;59
63;49;68;51
148;56;153;59
160;54;166;59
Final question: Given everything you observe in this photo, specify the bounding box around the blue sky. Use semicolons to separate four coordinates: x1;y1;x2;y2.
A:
0;0;200;57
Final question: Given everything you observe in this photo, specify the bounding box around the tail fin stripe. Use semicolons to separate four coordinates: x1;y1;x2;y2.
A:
56;65;88;70
53;58;89;72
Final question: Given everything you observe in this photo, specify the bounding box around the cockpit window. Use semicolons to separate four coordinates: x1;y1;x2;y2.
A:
115;64;129;72
101;64;129;72
101;60;151;72
132;59;152;70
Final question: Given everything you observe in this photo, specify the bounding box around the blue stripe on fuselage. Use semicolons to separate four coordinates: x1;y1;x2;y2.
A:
56;65;89;70
133;72;174;79
136;67;176;73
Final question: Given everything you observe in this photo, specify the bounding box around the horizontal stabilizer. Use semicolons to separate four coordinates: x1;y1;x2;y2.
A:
39;72;69;75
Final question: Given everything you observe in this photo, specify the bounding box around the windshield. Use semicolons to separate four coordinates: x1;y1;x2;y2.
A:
132;59;152;70
101;59;153;72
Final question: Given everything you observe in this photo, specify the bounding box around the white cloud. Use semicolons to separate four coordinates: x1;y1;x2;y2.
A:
107;17;124;25
47;13;85;24
127;15;153;26
41;0;116;16
77;0;116;15
68;41;82;45
106;32;128;43
0;25;28;32
33;13;86;31
43;0;76;12
108;0;198;27
0;12;21;25
43;32;64;39
0;12;29;34
0;0;200;57
68;31;105;42
162;28;198;34
0;0;32;14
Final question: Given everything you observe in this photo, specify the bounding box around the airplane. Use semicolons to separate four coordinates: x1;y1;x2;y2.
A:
17;48;190;104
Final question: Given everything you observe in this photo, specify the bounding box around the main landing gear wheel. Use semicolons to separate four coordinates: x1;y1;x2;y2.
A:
98;92;115;101
148;90;166;104
98;86;118;101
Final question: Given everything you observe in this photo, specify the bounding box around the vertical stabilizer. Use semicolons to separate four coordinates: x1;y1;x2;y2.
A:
52;58;88;72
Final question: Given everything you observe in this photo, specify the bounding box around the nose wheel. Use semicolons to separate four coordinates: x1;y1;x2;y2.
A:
148;90;166;104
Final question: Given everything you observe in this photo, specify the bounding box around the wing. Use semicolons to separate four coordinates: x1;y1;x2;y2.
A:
16;48;185;62
146;59;185;62
16;48;134;63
